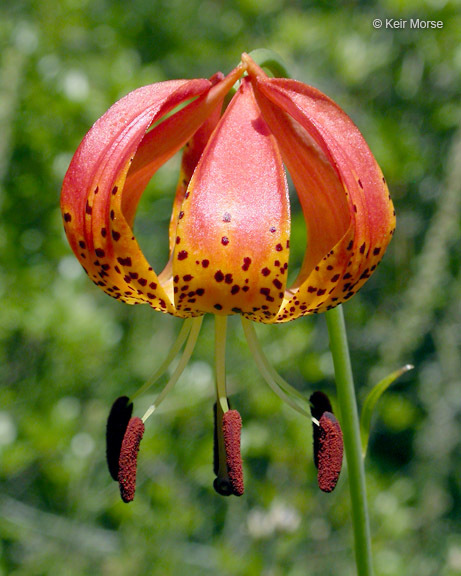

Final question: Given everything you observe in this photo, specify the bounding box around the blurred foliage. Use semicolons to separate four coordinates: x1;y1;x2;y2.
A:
0;0;460;575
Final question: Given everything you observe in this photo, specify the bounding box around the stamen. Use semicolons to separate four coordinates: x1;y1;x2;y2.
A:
118;417;145;503
212;318;243;496
131;319;193;402
310;390;333;470
309;391;343;491
309;390;333;420
316;411;343;493
222;409;244;496
141;316;203;423
213;401;240;497
241;317;310;417
106;396;133;481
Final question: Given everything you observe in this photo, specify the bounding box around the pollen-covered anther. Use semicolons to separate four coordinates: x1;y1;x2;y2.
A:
316;412;344;493
118;417;145;503
106;396;133;481
222;409;244;496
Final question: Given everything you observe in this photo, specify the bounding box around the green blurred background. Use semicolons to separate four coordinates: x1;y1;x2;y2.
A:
1;0;460;574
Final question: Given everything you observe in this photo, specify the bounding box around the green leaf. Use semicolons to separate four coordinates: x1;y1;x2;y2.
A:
360;364;414;458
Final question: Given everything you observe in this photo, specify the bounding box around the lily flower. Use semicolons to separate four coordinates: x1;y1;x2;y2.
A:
61;53;395;501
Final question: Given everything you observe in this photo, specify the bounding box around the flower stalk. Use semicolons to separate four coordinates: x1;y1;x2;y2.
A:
325;305;373;576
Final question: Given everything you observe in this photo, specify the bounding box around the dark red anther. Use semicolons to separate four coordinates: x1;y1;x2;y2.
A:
222;410;244;497
118;417;145;503
106;396;133;481
316;412;343;493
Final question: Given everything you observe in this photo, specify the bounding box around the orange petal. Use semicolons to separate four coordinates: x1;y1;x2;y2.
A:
172;78;290;321
168;73;225;256
250;76;395;322
61;68;244;315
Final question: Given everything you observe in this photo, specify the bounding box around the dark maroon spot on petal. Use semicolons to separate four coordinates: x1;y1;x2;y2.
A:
117;257;132;266
112;186;118;195
174;275;179;283
270;226;276;233
183;274;193;282
214;303;223;310
176;236;181;244
112;230;121;241
360;242;366;254
242;257;251;271
110;210;115;220
353;204;358;213
315;266;320;271
147;293;156;299
118;417;145;503
242;286;249;292
64;213;72;222
331;274;340;282
274;260;280;267
261;267;270;277
129;272;138;280
275;243;283;251
95;248;105;258
178;211;184;219
101;228;107;237
149;282;157;290
196;288;205;296
327;265;333;270
358;179;363;189
214;270;224;282
202;259;209;268
102;264;110;271
177;250;188;261
273;279;282;290
307;286;316;293
224;274;233;284
221;236;229;246
78;240;85;249
347;240;353;251
373;247;381;256
317;288;326;296
85;202;92;215
343;272;352;279
231;285;240;295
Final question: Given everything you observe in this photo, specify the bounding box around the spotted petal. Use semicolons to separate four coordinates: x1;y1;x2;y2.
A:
172;78;290;321
250;76;396;322
61;68;243;315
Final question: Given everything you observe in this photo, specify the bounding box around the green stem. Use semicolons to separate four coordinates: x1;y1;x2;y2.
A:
325;305;373;576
